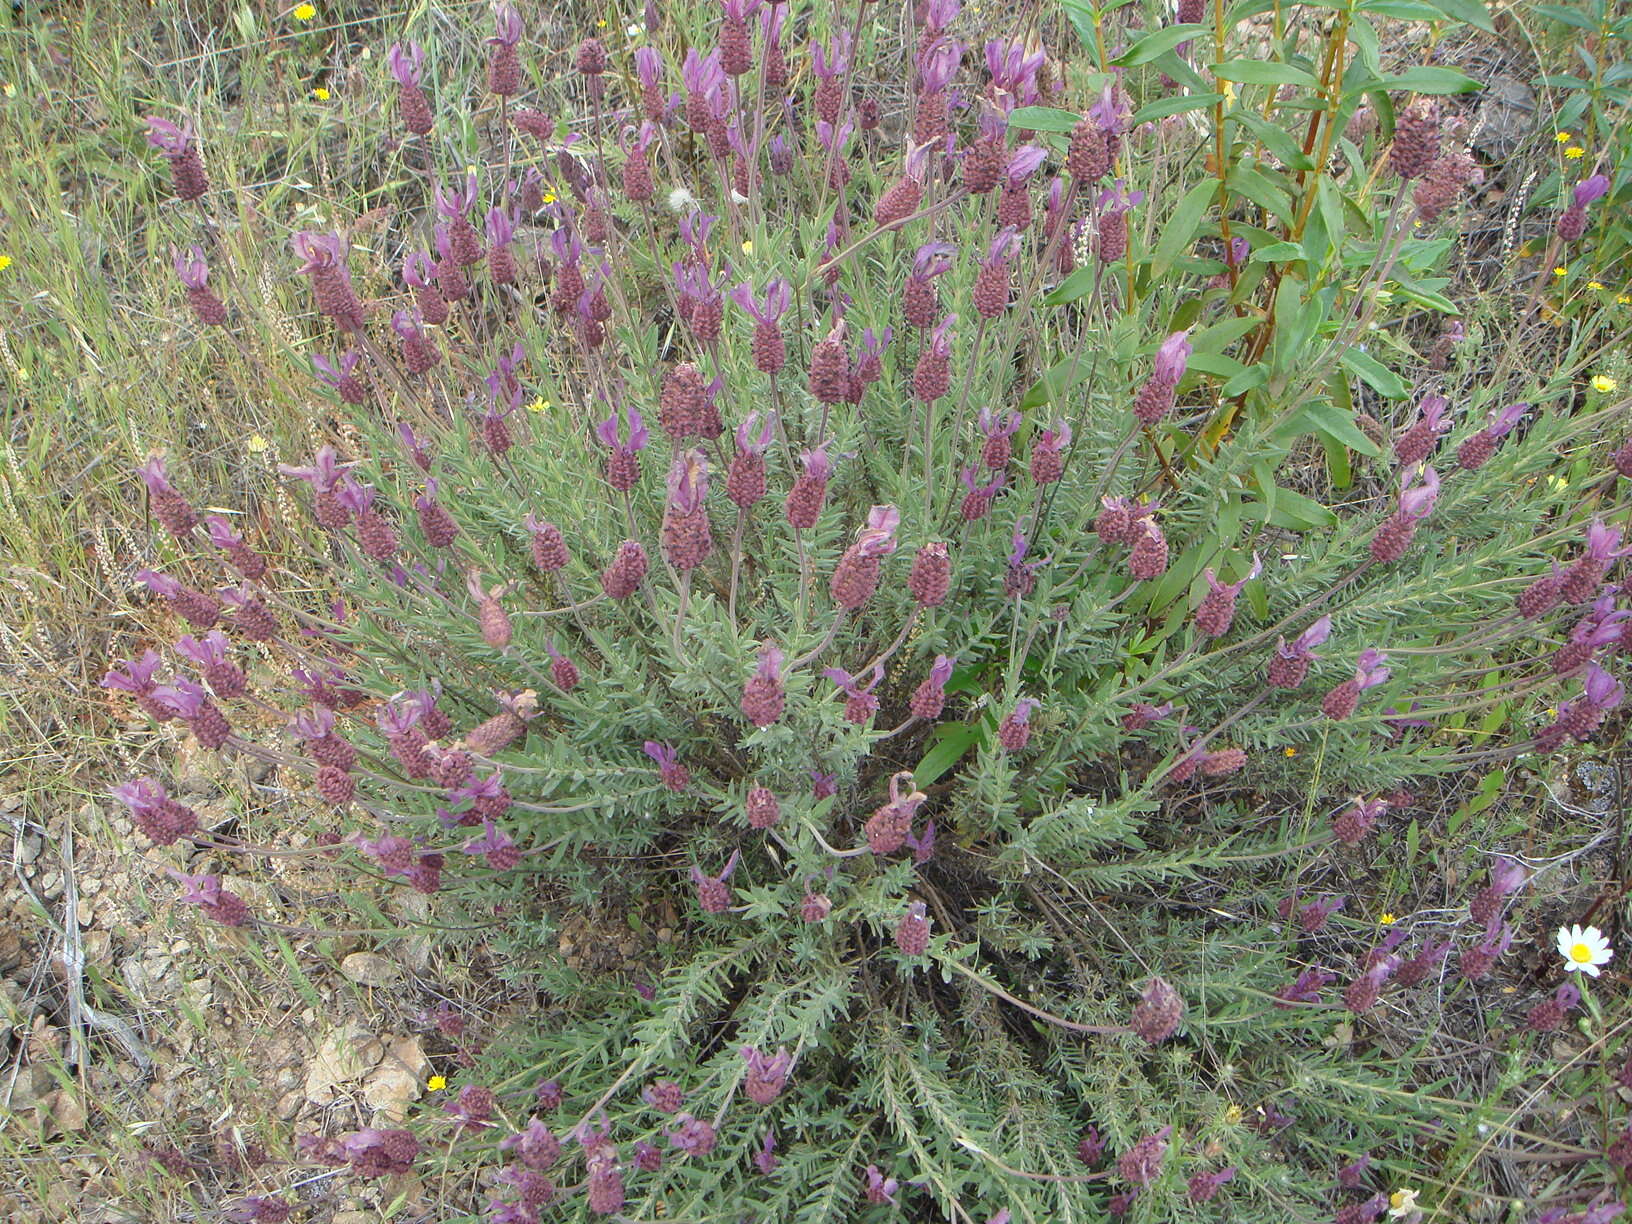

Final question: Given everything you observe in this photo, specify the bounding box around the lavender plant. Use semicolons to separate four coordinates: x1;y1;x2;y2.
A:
91;1;1632;1221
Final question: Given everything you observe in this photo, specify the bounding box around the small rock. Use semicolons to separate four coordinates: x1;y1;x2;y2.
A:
1473;75;1535;161
14;832;42;866
363;1035;427;1121
44;1088;88;1134
305;1024;387;1104
273;1088;305;1120
340;952;401;988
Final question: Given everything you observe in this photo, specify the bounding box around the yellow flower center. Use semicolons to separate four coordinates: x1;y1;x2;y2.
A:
1569;941;1593;963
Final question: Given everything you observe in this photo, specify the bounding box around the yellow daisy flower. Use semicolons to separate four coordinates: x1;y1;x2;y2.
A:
1618;294;1632;305
312;86;330;100
1554;266;1568;278
1379;912;1397;925
427;1074;447;1091
1588;280;1604;290
1565;146;1585;159
741;240;754;255
1555;132;1572;144
527;396;550;414
293;2;316;19
1283;746;1297;758
1592;375;1618;394
0;254;11;272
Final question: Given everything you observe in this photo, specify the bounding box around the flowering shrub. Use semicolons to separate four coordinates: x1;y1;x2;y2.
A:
85;0;1632;1220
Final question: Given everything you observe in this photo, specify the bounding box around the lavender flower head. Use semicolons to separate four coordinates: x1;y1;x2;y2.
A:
596;403;650;456
729;277;793;323
740;1045;794;1105
388;41;425;86
736;411;776;455
173;245;210;289
985;38;1046;111
1584;662;1626;712
1004;144;1048;187
1281;615;1333;660
1098;180;1146;214
917;37;963;92
1483;401;1529;438
103;649;165;695
144;115;196;154
1089;80;1132;135
1154;330;1193;384
1572;174;1611;208
435;169;480;221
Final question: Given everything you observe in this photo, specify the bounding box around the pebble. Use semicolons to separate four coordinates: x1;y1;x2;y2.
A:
340;952;401;987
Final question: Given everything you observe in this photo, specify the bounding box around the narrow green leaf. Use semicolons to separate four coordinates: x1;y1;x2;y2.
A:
1221;365;1268;397
1422;0;1495;31
1131;92;1224;125
1227;164;1294;224
1113;23;1208;66
1007;106;1083;134
1378;66;1481;94
1231;109;1316;172
915;724;981;787
1041;265;1099;306
1534;3;1599;28
1213;59;1321;89
1148;179;1217;279
1277;399;1383;455
1263;487;1337;530
1250;241;1307;263
1339;346;1409;399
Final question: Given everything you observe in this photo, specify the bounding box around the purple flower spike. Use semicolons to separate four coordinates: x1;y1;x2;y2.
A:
729;277;793;324
1392;465;1439;521
1004;144;1048;185
864;1165;899;1206
388;42;425;87
1154;330;1193;384
1584;662;1626;711
1485;401;1529;437
1573;174;1611;207
754;1130;778;1174
917;37;963;92
985;37;1045;111
172;245;209;289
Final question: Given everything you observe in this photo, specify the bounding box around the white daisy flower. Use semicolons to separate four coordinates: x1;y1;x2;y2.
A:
1557;924;1613;976
1388;1188;1419;1218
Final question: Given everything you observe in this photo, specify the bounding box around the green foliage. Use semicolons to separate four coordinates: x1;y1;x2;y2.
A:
7;0;1632;1221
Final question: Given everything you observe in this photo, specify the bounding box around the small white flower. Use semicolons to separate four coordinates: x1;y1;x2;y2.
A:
1388;1188;1419;1218
667;187;699;215
1557;924;1613;976
626;23;642;37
